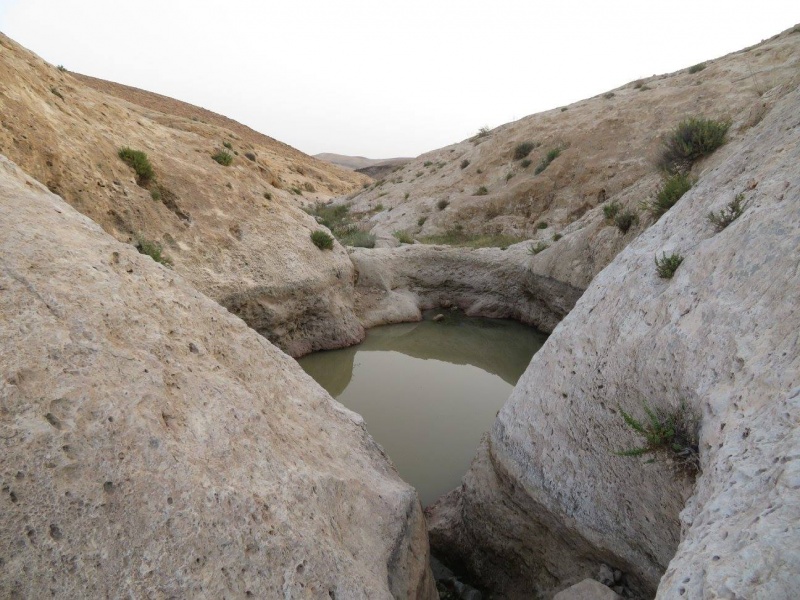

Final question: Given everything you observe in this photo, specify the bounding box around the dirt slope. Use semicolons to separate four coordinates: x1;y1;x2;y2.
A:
339;25;800;291
0;33;369;355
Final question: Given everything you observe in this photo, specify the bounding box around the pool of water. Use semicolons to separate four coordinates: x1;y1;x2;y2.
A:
298;311;547;506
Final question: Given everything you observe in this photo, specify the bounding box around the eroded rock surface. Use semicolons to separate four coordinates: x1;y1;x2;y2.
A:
0;155;435;598
428;67;800;599
351;244;583;333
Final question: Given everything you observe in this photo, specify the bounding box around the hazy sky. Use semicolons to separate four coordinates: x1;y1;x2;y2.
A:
1;1;797;158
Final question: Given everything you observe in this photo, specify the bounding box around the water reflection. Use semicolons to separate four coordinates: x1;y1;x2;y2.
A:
299;311;546;506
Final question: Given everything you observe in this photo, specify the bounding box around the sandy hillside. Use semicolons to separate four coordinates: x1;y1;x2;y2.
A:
0;33;370;355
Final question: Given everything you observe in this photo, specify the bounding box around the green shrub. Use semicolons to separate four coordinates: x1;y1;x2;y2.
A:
647;173;692;218
424;161;433;167
50;86;64;100
245;152;256;162
212;150;233;166
561;107;568;112
535;148;561;174
404;192;410;200
338;230;376;248
513;142;536;160
150;188;161;201
614;210;638;233
616;401;700;475
520;159;532;169
418;216;427;227
655;252;683;279
56;65;67;72
437;199;450;210
603;201;621;220
118;147;155;185
707;194;745;231
688;63;706;74
306;202;350;229
528;241;549;255
505;173;514;181
660;118;730;173
536;221;548;229
263;191;272;200
604;92;615;99
290;187;303;195
222;141;233;149
311;230;334;250
136;237;171;266
460;159;470;169
393;230;413;244
419;230;525;249
303;182;316;192
552;233;563;241
475;186;488;196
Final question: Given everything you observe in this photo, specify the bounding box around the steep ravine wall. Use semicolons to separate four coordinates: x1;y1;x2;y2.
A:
427;81;800;598
0;155;436;598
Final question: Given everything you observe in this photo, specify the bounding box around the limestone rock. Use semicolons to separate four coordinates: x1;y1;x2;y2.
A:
351;244;583;334
553;580;621;600
0;155;435;598
428;56;800;599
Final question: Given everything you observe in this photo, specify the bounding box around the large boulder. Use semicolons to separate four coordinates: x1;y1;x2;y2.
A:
0;155;436;598
428;75;800;597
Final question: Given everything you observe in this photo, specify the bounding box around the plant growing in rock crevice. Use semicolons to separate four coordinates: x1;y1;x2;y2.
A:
707;194;746;231
659;117;730;173
535;148;561;174
616;401;700;476
645;173;692;218
655;252;683;279
614;210;638;233
135;236;172;266
310;230;334;250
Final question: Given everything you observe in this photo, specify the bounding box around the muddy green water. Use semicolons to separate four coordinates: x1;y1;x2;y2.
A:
298;311;547;506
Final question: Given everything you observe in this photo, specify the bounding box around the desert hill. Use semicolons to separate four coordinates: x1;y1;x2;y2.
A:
336;26;800;291
0;33;369;356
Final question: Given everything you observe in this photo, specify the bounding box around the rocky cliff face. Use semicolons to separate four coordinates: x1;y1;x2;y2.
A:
0;34;368;356
427;61;800;598
0;155;435;598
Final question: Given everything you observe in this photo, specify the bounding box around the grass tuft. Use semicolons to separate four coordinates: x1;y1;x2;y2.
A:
310;230;334;250
136;237;171;266
535;148;561;174
616;401;700;475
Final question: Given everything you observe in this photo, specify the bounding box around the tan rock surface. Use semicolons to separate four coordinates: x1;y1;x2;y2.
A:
427;49;800;600
351;244;583;333
0;155;435;598
553;579;621;600
0;34;369;356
